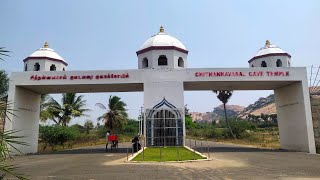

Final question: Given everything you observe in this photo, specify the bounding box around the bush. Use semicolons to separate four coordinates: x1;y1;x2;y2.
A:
96;125;107;138
222;119;256;139
74;133;99;145
70;124;86;133
185;115;196;129
122;119;139;135
39;125;80;150
187;122;219;138
257;121;278;128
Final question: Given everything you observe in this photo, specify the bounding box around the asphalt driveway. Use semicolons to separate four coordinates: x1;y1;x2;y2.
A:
7;141;320;180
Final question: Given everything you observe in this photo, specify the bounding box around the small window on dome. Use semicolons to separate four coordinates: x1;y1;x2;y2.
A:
50;64;56;71
142;58;148;68
158;55;167;66
178;57;184;67
261;61;267;67
34;63;40;71
25;64;28;71
276;59;282;67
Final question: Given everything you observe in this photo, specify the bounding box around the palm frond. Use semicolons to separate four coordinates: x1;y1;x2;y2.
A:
0;160;28;180
0;47;10;61
95;103;107;110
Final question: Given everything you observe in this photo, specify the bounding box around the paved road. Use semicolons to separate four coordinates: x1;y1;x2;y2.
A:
7;141;320;180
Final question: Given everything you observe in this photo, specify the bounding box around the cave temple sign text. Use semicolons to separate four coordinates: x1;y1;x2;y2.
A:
195;71;289;77
30;73;129;81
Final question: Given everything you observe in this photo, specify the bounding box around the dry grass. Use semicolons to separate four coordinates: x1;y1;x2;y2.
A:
37;139;106;153
216;130;280;149
188;128;280;149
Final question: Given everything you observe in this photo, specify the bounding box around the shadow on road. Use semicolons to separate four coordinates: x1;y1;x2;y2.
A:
36;147;132;155
34;141;290;155
194;146;288;153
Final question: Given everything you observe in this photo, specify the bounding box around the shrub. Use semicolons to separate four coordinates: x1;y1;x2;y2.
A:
74;133;99;145
39;125;80;150
222;119;256;139
96;125;107;138
70;124;86;134
122;119;139;135
185;115;196;129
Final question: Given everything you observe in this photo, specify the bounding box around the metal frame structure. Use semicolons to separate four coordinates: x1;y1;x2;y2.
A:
145;108;183;146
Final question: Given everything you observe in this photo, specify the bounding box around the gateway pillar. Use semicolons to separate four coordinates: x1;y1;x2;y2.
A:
144;81;185;146
274;81;316;154
5;85;41;154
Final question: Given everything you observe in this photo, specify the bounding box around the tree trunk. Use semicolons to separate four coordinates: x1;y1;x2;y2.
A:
224;103;236;139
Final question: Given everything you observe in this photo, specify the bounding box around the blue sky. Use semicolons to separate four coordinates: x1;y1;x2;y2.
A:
1;0;320;125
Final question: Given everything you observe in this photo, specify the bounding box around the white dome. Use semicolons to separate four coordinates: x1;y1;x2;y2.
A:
27;42;65;62
138;27;187;51
253;40;288;58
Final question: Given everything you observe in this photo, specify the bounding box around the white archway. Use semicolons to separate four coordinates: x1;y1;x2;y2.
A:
5;67;316;154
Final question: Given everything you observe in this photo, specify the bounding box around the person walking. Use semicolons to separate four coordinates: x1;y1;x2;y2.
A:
106;130;110;152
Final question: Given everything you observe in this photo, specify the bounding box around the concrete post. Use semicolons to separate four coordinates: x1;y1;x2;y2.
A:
5;85;41;154
274;81;316;154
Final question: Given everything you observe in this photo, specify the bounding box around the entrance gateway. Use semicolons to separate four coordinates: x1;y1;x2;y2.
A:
5;27;316;154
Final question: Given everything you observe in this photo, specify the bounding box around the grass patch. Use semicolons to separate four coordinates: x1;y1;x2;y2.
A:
132;147;206;162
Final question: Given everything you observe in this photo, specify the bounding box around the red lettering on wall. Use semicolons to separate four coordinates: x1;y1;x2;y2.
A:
30;73;129;81
195;71;290;77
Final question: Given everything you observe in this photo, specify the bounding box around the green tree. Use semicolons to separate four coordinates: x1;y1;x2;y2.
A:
40;94;53;122
41;93;89;126
84;120;94;134
0;71;9;100
213;90;236;139
96;95;128;130
0;71;9;129
185;114;196;129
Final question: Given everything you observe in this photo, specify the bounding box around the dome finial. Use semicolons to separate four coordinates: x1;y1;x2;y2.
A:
265;40;270;46
44;42;49;48
159;26;164;33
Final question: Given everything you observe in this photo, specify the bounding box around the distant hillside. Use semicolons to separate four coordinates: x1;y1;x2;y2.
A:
189;94;277;122
238;94;276;118
213;104;245;118
190;104;245;122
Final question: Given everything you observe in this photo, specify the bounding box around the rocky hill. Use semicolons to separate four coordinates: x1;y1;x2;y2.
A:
238;94;276;118
213;104;245;117
190;104;245;123
189;94;276;122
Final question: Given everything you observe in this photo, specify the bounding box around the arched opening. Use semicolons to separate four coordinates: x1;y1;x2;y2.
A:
142;58;148;68
288;61;291;67
50;64;56;71
63;68;65;71
276;59;282;67
158;55;168;66
251;64;254;67
148;109;180;146
34;63;40;71
24;64;28;71
261;61;267;67
178;57;184;67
